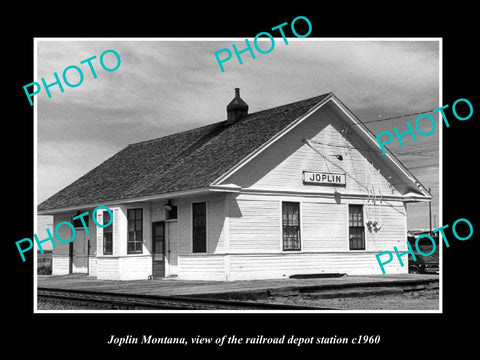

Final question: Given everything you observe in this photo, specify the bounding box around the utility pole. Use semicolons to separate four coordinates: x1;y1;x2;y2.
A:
428;187;432;236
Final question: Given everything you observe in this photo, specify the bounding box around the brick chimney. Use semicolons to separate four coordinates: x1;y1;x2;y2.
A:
226;88;248;121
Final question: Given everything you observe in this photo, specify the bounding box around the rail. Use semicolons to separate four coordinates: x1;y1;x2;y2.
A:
37;287;337;310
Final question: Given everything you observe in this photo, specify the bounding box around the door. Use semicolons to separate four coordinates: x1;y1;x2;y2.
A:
72;229;88;273
166;220;179;276
68;242;73;274
152;221;165;278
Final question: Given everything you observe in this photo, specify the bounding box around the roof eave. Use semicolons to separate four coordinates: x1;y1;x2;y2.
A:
328;94;432;198
402;193;433;202
37;187;211;215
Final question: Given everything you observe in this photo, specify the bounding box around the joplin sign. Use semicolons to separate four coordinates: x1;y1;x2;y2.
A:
303;170;346;186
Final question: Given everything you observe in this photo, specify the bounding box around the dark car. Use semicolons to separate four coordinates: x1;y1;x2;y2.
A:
408;236;439;274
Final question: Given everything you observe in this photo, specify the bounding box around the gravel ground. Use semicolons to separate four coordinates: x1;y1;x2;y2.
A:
37;298;133;310
37;288;439;311
265;288;440;310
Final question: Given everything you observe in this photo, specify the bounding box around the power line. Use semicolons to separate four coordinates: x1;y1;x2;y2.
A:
408;164;439;170
356;108;438;126
391;146;439;156
308;139;438;157
392;142;439;150
395;152;438;157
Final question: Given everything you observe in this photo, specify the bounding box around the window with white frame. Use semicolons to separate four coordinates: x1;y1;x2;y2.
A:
349;204;365;250
103;210;113;255
282;202;301;251
127;208;143;254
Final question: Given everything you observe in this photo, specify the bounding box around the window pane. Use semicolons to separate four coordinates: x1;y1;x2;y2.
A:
154;239;164;254
103;211;112;231
349;205;363;226
103;211;110;225
282;202;300;251
103;232;112;255
127;209;143;254
292;214;298;226
192;202;206;253
349;204;365;250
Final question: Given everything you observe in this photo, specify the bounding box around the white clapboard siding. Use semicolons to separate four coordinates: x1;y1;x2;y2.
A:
51;256;70;275
223;105;398;196
96;210;104;256
207;197;225;253
228;198;407;254
227;252;406;281
88;258;97;276
119;256;152;280
177;255;225;280
166;220;179;276
302;202;348;251
365;202;407;252
113;207;122;255
96;257;121;280
177;195;226;255
229;199;281;252
177;252;407;281
97;254;152;280
142;204;152;255
177;199;192;255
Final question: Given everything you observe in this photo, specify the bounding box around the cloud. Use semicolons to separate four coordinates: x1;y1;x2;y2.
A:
36;39;440;229
37;139;120;203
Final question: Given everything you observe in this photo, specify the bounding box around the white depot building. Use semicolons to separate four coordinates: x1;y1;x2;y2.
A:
38;89;431;281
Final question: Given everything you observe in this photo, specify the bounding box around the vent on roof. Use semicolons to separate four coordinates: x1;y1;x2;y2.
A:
226;88;248;121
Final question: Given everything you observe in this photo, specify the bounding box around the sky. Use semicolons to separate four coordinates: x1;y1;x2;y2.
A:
36;38;440;231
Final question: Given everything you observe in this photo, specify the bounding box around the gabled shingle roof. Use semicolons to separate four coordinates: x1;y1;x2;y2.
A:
38;93;332;211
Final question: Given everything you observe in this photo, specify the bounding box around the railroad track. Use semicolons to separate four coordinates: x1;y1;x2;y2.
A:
37;288;336;310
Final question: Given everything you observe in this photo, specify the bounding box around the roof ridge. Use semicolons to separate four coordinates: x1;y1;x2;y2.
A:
246;92;332;117
127;92;332;147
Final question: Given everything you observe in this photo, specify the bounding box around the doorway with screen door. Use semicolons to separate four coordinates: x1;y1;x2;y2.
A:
152;221;166;278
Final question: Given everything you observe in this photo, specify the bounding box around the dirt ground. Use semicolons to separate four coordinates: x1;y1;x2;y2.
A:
265;288;439;310
37;288;439;311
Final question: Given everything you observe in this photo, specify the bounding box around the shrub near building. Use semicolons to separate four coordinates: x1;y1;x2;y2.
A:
37;250;52;275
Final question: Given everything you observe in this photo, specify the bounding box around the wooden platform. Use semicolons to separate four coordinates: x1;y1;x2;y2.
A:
37;274;439;299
